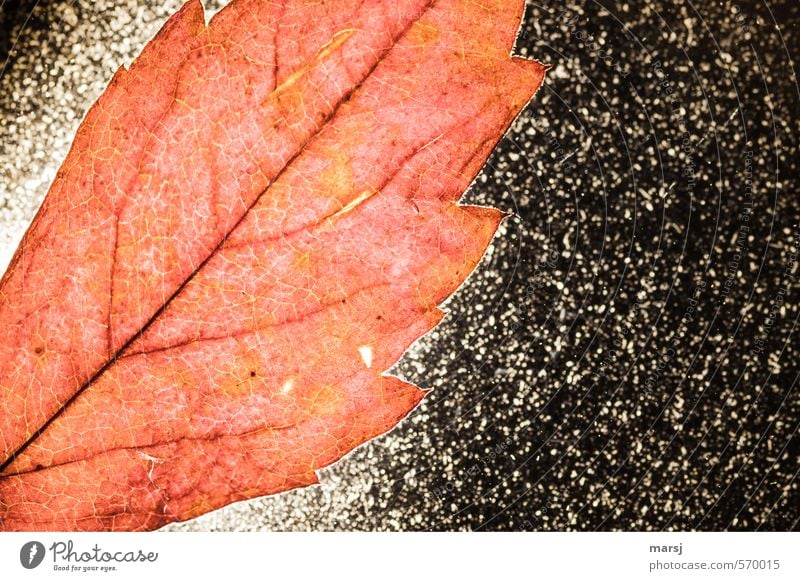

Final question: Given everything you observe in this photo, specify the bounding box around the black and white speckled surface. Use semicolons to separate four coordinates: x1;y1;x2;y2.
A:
0;0;798;531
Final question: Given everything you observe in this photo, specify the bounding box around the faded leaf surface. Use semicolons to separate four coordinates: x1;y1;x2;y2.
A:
0;0;544;531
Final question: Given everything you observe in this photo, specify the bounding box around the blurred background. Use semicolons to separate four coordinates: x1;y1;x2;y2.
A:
1;0;798;531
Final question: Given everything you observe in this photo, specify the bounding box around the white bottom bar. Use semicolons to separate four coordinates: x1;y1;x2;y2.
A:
1;532;797;580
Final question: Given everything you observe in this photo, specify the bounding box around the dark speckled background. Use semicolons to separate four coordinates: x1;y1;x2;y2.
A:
0;0;798;531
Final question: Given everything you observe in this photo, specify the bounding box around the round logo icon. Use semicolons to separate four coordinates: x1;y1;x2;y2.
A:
20;541;46;569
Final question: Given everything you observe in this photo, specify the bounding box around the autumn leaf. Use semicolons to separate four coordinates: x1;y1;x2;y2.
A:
0;0;545;531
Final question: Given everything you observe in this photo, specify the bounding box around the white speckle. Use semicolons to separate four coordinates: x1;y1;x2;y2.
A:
136;451;162;464
281;378;294;394
358;345;374;368
137;451;163;484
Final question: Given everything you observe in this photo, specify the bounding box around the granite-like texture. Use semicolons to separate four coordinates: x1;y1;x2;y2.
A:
0;0;797;531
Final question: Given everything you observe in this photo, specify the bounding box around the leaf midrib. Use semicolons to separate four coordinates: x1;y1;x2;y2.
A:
0;0;437;474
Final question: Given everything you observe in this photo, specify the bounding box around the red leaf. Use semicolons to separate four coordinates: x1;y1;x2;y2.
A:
0;0;545;531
